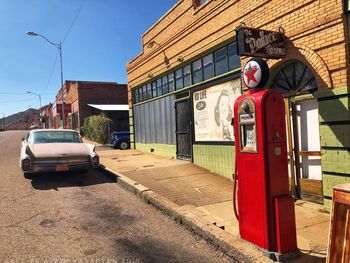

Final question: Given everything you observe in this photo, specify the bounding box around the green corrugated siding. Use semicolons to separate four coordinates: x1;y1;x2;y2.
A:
136;143;176;159
193;144;235;179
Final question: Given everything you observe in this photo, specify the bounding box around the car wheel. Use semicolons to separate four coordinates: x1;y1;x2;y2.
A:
23;172;33;179
119;141;129;150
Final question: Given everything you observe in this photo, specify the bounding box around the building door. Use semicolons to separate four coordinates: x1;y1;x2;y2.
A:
272;60;323;203
175;98;192;160
286;99;323;203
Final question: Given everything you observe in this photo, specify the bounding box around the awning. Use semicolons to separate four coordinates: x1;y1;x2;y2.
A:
87;104;129;111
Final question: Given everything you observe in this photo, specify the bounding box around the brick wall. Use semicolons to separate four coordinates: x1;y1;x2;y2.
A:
127;0;348;103
77;82;128;126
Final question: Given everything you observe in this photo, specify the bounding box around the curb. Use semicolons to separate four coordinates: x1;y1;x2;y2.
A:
99;164;273;263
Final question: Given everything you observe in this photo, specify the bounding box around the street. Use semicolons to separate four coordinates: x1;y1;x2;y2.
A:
0;130;230;263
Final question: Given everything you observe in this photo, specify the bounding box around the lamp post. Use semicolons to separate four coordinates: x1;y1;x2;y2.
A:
27;91;41;108
26;31;65;128
27;91;42;128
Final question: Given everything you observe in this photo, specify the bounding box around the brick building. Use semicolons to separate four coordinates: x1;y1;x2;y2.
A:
127;0;350;209
52;80;128;132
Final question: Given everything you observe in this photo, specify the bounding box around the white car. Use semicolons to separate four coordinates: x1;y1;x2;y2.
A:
20;129;99;175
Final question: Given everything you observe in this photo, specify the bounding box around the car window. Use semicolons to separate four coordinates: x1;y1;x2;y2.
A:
28;131;82;144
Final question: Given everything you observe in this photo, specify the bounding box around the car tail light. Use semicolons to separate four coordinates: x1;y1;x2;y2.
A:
92;155;99;168
22;158;31;172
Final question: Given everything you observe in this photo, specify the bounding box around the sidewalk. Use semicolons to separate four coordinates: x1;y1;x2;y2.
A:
97;147;330;262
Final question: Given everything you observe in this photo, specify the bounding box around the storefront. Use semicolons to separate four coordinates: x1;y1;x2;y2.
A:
127;0;350;209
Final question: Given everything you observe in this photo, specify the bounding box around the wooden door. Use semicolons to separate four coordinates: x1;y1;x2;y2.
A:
286;99;323;203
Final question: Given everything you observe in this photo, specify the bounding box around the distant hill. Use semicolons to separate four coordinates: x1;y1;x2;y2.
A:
0;106;48;130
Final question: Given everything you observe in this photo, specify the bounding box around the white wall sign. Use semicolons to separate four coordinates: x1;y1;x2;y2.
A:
193;79;241;142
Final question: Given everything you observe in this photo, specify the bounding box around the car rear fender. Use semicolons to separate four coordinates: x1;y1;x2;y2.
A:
85;143;96;154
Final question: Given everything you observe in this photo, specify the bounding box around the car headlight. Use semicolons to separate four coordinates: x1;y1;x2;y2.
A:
22;157;31;172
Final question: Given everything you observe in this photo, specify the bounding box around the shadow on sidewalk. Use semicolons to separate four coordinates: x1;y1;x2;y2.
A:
30;169;115;191
290;252;326;263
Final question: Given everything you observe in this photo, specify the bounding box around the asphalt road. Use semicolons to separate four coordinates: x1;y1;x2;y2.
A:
0;130;231;263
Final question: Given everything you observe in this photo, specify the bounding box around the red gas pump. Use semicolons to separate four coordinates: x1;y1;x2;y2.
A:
233;58;298;259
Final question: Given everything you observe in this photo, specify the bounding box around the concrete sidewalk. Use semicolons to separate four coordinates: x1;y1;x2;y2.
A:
97;147;330;262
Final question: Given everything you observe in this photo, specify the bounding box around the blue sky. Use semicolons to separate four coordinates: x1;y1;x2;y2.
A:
0;0;176;117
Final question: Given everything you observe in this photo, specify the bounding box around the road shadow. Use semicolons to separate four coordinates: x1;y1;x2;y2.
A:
30;168;116;191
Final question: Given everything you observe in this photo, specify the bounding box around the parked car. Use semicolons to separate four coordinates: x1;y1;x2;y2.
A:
109;131;130;150
20;129;99;176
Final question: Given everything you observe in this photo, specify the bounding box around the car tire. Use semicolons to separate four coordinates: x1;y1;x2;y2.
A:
119;141;129;150
23;172;33;179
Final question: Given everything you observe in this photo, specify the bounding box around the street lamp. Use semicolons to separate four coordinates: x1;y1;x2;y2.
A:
26;31;65;128
27;91;41;108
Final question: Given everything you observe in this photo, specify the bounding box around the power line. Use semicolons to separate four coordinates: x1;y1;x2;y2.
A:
41;49;59;95
62;0;86;43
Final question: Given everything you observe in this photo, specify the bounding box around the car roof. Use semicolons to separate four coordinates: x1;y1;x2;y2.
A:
30;129;79;133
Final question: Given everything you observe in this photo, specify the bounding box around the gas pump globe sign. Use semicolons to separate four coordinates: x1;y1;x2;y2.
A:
243;58;269;89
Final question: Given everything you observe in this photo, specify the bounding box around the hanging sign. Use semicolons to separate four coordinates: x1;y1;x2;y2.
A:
242;58;269;89
236;27;286;59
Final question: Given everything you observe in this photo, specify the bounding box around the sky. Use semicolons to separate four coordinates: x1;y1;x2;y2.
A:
0;0;176;117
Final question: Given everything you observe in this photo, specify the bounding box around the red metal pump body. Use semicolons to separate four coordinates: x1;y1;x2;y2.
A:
233;88;297;253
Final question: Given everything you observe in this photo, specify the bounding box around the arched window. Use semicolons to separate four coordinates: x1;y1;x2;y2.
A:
271;60;317;96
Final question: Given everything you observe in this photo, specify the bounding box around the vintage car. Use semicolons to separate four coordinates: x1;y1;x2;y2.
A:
109;131;130;150
20;129;99;175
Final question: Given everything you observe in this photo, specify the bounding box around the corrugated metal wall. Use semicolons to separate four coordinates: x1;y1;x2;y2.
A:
134;96;176;144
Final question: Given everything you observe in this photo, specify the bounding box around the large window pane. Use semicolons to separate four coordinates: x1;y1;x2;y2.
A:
203;53;214;80
228;43;240;71
192;59;203;84
147;83;152;99
162;76;169;94
134;89;138;104
214;47;228;76
183;65;191;87
156;78;162;96
142;85;147;100
175;68;183;90
168;72;175;92
152;81;157;97
138;87;143;102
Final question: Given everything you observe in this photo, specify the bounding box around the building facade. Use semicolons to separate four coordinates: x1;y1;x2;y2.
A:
127;0;350;209
52;80;128;131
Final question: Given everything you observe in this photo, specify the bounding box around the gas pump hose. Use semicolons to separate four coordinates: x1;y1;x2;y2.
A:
233;155;239;221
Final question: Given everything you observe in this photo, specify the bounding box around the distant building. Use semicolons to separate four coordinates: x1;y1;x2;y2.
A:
127;0;350;209
52;80;128;131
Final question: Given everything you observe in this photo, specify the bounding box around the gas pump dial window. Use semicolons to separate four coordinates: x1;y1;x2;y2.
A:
238;98;257;152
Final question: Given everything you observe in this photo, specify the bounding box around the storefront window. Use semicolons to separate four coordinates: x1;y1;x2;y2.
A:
175;68;184;90
162;75;169;94
156;78;162;96
168;72;175;92
228;43;240;71
142;85;147;100
138;87;143;102
183;65;191;87
152;81;157;98
147;83;152;99
214;47;228;76
192;59;203;84
133;89;138;103
203;53;214;80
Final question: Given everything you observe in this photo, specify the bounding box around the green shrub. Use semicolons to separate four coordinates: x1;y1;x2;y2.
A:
81;114;112;144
